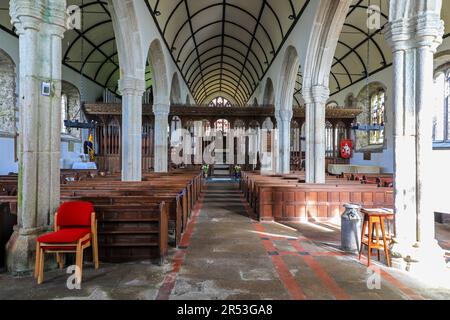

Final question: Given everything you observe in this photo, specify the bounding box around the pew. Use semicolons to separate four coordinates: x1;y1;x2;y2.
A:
240;171;394;223
241;172;374;211
0;196;17;269
61;170;203;245
257;185;393;222
61;191;184;246
67;200;169;264
60;169;99;184
0;170;203;264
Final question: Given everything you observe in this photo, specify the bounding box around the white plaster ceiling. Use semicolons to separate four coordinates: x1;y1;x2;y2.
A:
146;0;309;105
0;0;449;103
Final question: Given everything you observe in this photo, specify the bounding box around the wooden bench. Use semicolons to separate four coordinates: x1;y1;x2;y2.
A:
0;176;18;196
242;172;375;211
257;185;393;222
0;170;203;263
0;196;18;268
61;191;184;246
60;194;170;263
60;169;99;184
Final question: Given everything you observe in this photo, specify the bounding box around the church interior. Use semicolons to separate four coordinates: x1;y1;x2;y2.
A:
0;0;450;301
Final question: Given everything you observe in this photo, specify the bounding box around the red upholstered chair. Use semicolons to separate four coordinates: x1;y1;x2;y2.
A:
35;201;99;284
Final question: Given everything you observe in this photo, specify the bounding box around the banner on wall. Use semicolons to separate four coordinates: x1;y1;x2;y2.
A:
340;139;353;159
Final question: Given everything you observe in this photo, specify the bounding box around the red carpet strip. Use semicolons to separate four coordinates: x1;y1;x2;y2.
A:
156;188;206;300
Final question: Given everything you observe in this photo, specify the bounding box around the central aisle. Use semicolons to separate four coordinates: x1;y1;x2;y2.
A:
159;180;290;300
157;179;450;300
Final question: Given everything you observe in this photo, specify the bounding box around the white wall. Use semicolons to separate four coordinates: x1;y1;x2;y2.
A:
329;68;395;173
0;135;17;175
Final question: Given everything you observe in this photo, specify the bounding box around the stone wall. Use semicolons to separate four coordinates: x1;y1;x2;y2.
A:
62;81;82;139
0;50;16;134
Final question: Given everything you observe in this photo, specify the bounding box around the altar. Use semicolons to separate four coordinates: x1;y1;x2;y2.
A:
72;162;97;170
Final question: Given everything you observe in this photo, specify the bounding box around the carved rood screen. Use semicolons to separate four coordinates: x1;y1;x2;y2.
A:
84;104;361;172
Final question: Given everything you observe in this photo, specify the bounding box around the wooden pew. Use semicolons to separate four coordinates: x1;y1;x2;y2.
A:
0;176;18;196
0;198;17;268
0;196;18;215
61;190;184;246
60;171;203;245
242;172;372;211
60;169;99;184
0;170;203;263
257;184;393;222
61;199;169;264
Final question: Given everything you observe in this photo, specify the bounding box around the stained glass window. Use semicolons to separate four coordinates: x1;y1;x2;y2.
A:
369;90;385;145
209;96;232;107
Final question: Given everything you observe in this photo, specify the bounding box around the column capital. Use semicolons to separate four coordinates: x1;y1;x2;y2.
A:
153;103;170;117
10;0;66;35
303;85;329;105
118;77;146;96
275;109;293;122
385;12;444;53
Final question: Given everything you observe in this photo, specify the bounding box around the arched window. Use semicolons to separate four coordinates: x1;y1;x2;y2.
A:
61;81;82;138
61;93;68;133
209;96;231;107
369;90;385;145
433;70;450;144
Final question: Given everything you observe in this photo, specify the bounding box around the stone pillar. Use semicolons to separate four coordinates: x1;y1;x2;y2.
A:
304;86;329;184
275;109;293;174
385;3;447;277
153;103;170;172
6;0;66;274
118;77;145;181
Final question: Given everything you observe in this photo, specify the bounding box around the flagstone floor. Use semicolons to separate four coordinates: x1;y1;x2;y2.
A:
0;180;449;300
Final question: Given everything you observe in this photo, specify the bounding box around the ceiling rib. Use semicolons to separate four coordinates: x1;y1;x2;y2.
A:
233;0;266;105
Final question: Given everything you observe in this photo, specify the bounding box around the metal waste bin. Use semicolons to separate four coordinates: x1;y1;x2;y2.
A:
341;203;362;253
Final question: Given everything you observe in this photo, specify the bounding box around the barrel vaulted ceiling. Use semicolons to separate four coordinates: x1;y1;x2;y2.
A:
0;0;449;104
0;0;153;96
327;0;450;97
62;0;153;94
327;0;391;96
145;0;310;106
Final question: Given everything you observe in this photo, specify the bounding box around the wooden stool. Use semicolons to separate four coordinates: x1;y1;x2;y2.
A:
359;208;394;267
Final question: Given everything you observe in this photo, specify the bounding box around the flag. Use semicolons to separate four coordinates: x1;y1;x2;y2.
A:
87;132;95;161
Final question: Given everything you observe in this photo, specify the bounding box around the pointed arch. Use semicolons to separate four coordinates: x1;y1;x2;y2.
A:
170;73;182;104
263;78;274;106
148;39;169;104
276;46;300;112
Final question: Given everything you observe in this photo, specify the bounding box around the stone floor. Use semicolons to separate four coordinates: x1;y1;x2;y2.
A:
0;180;449;300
